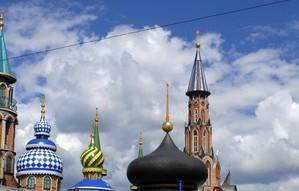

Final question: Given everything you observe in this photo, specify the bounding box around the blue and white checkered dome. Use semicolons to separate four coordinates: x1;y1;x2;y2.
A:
17;95;63;179
16;148;63;178
34;115;51;136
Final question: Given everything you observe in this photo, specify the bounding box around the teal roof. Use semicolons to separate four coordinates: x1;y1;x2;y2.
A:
0;27;16;83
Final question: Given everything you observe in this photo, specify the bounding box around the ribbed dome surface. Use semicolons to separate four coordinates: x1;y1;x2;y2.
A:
127;133;207;190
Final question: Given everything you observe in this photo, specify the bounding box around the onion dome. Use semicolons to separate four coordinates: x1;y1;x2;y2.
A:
34;95;51;136
16;95;63;178
127;84;207;191
80;133;105;174
68;108;112;191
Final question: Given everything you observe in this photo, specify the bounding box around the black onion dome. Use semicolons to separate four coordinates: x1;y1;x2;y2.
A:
127;133;207;190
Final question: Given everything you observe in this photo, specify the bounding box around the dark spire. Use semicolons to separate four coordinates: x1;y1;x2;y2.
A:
222;170;231;186
186;31;210;97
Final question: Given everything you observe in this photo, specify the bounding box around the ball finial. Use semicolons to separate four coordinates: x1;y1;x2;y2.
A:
40;94;46;115
196;30;200;48
162;83;173;133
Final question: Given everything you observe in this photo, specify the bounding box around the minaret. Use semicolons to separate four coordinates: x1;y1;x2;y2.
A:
184;31;221;191
69;108;112;191
0;12;18;187
17;95;63;190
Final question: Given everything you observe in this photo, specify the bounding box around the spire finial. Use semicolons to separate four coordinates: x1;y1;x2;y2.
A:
162;83;173;133
93;107;101;149
95;107;99;123
41;94;46;116
139;131;143;146
0;10;4;29
138;131;143;158
196;30;200;48
90;132;95;145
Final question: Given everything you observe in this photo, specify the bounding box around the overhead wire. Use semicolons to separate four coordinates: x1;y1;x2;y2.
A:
2;0;290;61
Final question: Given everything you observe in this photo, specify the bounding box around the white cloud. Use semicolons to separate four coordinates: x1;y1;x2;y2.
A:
4;2;299;191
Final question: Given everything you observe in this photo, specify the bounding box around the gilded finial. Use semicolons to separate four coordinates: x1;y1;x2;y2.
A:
196;30;200;48
162;83;173;133
41;94;46;116
0;11;4;28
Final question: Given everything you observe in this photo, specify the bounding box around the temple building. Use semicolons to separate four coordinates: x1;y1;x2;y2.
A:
16;95;63;190
184;32;237;191
69;108;113;191
127;84;208;191
0;13;19;188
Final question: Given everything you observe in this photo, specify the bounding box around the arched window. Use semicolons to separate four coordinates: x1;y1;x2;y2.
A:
201;110;205;123
205;161;211;185
194;109;199;123
43;176;51;190
27;176;35;189
193;130;198;152
6;155;13;173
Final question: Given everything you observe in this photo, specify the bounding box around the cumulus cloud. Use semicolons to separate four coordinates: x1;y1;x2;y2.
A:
4;1;299;191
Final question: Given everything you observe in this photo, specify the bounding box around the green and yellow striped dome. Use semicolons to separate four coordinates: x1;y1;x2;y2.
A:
80;141;104;173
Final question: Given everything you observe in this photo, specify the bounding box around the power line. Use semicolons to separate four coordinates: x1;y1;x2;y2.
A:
4;0;290;61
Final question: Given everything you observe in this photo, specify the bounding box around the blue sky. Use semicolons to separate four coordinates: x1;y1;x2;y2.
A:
1;0;299;190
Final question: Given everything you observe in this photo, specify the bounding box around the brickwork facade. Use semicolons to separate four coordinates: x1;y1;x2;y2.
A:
18;175;60;191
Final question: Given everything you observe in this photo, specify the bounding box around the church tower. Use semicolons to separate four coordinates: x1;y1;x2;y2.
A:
0;12;18;187
184;32;222;191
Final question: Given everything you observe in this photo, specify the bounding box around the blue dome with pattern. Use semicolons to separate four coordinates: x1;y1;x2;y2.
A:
34;115;51;136
17;97;63;179
26;138;57;151
16;148;63;178
69;179;113;191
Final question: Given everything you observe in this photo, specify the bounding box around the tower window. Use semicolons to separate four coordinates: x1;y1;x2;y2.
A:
43;176;51;190
201;110;205;123
6;155;13;173
194;109;199;123
193;130;198;152
27;176;35;189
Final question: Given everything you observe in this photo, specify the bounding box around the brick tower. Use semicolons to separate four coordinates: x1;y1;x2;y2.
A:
184;31;222;191
0;12;18;187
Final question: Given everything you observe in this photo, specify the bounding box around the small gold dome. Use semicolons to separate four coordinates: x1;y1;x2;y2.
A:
162;121;173;133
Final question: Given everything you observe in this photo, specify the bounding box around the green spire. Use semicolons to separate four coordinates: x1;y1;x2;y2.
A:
0;13;16;84
93;107;101;149
138;131;143;158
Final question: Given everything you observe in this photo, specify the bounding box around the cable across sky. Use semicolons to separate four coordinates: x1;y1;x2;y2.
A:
3;0;290;61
